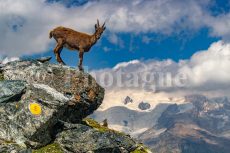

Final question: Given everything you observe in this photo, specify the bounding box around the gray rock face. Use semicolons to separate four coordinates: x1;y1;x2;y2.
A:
55;123;137;153
0;60;104;149
2;60;105;123
36;56;52;63
0;80;26;103
123;96;133;105
0;59;146;153
0;82;71;148
138;102;151;110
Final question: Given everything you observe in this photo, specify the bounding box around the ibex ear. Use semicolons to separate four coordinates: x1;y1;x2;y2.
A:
103;27;106;31
95;24;98;29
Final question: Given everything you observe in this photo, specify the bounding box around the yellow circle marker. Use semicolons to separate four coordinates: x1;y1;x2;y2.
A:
29;103;42;116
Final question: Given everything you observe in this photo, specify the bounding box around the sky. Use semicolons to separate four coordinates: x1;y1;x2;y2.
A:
0;0;230;102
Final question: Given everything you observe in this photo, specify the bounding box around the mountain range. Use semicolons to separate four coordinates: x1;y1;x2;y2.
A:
91;94;230;153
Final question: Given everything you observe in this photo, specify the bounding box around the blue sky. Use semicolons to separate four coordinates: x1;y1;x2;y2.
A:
0;0;229;71
13;0;225;70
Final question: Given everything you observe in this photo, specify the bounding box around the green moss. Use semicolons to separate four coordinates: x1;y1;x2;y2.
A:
82;118;125;135
83;118;151;153
82;118;109;132
131;144;150;153
32;143;63;153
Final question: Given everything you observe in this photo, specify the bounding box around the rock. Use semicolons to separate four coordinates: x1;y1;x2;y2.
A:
36;56;52;63
33;119;149;153
56;124;136;153
0;140;31;153
123;96;133;105
0;80;26;103
0;80;70;148
0;60;104;148
138;102;151;110
2;60;104;122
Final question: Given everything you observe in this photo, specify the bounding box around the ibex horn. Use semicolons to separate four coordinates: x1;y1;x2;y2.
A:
102;21;106;28
97;19;100;27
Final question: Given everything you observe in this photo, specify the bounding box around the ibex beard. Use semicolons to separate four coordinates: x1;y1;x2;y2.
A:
49;19;106;71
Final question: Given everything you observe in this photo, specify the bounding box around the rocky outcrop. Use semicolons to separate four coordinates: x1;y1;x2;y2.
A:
2;59;104;123
55;120;140;153
138;102;151;110
123;96;133;105
0;59;149;153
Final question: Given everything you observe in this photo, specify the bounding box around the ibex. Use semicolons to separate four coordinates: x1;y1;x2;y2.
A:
49;20;106;71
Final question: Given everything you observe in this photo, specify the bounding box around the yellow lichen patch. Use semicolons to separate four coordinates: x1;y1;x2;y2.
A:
33;143;63;153
88;90;96;101
15;103;19;109
29;103;42;116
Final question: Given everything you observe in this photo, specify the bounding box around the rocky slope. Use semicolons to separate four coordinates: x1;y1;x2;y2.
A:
91;104;170;137
0;59;149;153
139;95;230;153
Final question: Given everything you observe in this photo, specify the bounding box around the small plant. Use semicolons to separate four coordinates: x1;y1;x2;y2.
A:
82;118;110;133
32;143;63;153
131;144;151;153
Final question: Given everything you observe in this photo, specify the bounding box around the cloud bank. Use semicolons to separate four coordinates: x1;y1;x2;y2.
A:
91;40;230;97
0;0;230;57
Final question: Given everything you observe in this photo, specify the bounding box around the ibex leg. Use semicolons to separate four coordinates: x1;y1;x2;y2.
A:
78;51;84;71
54;39;65;65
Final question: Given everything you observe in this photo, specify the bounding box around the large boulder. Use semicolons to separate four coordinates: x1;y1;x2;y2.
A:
55;121;138;153
2;60;104;122
0;60;104;148
33;119;150;153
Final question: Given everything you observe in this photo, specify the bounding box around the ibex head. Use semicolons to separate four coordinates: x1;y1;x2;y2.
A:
94;19;106;39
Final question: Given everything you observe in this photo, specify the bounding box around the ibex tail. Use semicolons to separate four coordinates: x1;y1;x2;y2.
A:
49;30;53;39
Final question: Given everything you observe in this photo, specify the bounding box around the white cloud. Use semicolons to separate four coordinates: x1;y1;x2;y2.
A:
0;0;109;57
103;46;111;52
113;60;140;70
91;41;230;97
142;36;153;44
204;14;230;40
107;33;124;47
179;41;230;89
1;0;230;57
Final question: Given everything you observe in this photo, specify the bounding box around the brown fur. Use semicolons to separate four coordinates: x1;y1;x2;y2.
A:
49;20;106;71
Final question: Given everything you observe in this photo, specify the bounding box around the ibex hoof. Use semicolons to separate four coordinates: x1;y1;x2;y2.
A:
78;66;84;72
